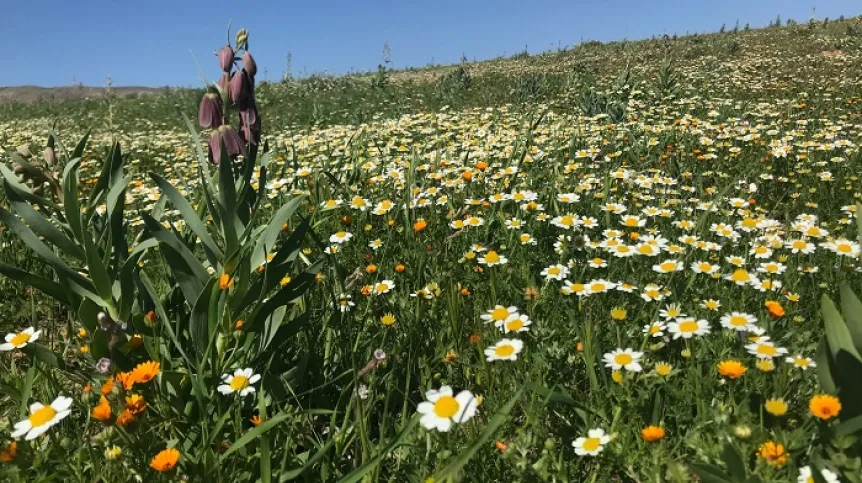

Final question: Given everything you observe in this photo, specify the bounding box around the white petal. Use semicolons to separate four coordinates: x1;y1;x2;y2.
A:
435;417;452;432
0;343;15;351
10;425;30;439
241;387;256;396
30;330;41;342
587;428;605;438
217;385;233;394
4;333;14;342
25;423;52;440
419;412;439;430
29;402;44;413
248;374;261;384
51;396;73;412
416;402;433;415
242;368;254;378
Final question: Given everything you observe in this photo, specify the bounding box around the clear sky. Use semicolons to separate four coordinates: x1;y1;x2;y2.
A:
3;0;859;87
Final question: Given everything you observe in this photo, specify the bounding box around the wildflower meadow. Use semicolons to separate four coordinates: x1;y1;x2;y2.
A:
1;16;862;482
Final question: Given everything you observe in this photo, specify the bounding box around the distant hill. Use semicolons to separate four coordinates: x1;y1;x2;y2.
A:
0;85;173;104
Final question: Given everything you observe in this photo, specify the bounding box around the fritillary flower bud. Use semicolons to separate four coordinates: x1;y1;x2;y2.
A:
242;52;257;78
218;45;234;73
235;28;248;51
208;125;246;165
198;88;224;129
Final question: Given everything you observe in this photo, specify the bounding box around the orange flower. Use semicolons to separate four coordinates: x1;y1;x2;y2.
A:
641;425;665;442
476;161;488;171
395;264;406;273
717;360;747;380
413;219;427;232
461;171;473;181
125;394;147;415
0;441;17;463
469;334;481;344
360;285;372;296
100;378;115;395
219;273;234;290
234;320;245;331
460;287;471;296
92;396;113;422
150;448;180;472
365;264;377;274
116;409;135;427
764;300;785;318
116;372;135;391
130;361;160;385
756;441;787;467
250;414;262;426
144;310;157;326
810;394;841;420
495;441;508;452
83;383;92;394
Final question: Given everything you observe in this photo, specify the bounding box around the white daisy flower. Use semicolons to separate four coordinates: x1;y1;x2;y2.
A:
719;312;758;332
497;314;531;333
572;428;611;456
667;318;710;339
11;395;72;440
1;327;41;351
329;231;353;244
484;339;524;362
480;305;519;325
416;386;478;432
217;368;261;397
602;348;644;372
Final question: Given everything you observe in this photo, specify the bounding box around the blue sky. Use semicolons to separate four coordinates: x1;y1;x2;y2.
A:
4;0;859;87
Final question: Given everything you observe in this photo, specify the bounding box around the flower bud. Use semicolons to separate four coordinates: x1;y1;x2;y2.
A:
218;45;234;72
198;89;224;129
208;125;246;165
235;28;248;51
242;52;257;78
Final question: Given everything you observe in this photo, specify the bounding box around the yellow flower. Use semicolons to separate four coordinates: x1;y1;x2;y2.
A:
610;307;627;321
130;361;160;386
641;426;665;442
764;398;788;416
654;362;672;377
380;313;396;326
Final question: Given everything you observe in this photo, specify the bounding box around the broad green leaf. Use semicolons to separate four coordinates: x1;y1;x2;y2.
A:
821;294;862;362
690;463;733;483
137;271;194;369
0;382;21;403
816;339;837;393
250;260;324;329
250;195;305;269
150;172;223;262
22;343;61;368
835;414;862;437
62;157;84;242
18;365;36;419
0;263;69;304
83;233;114;307
839;283;862;354
720;443;747;482
6;185;84;260
190;279;217;357
142;213;209;303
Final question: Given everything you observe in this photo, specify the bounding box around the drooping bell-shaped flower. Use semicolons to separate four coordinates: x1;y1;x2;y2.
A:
242;52;257;78
229;70;252;107
208;125;246;165
218;45;234;73
239;105;261;145
198;87;224;129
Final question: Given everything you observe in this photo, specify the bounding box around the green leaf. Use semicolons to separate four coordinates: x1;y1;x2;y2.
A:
856;202;862;244
150;172;223;263
218;141;240;259
839;283;862;354
0;162;60;211
5;184;84;260
0;382;21;403
190;279;217;357
18;365;36;419
816;339;837;393
142;213;209;304
83;233;114;306
433;386;525;480
821;294;862;362
720;443;747;482
22;343;61;368
250;195;305;269
220;411;291;460
62;157;84;242
835;414;862;437
690;463;733;483
250;260;324;330
0;263;69;304
336;415;420;483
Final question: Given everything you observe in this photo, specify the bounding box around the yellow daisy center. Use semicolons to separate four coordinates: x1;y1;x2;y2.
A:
375;283;388;292
614;353;633;365
547;267;560;275
679;321;698;333
29;405;56;428
484;251;500;263
491;307;509;321
756;345;777;356
837;243;852;253
229;375;249;391
11;332;31;346
494;345;516;357
505;319;524;331
730;269;750;282
433;395;460;418
729;316;748;327
638;245;655;255
582;437;601;452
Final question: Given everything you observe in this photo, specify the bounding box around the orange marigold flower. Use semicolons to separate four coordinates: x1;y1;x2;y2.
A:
365;264;377;274
92;396;113;422
219;273;234;290
250;414;262;426
100;378;115;395
0;441;17;463
144;310;157;326
641;425;665;442
395;264;406;273
413;219;427;232
130;361;160;385
234;320;245;331
150;448;180;472
116;409;135;427
495;440;508;452
469;334;481;344
476;161;488;171
83;383;92;394
125;394;147;415
764;300;785;318
717;360;747;380
360;285;372;296
461;171;473;181
116;372;135;391
809;394;841;420
756;441;787;467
